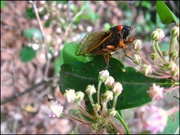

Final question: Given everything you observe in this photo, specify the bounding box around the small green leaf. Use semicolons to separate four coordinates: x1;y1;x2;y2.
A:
45;19;52;27
156;1;179;24
60;56;171;110
23;28;43;39
160;111;179;134
25;7;36;19
19;46;36;62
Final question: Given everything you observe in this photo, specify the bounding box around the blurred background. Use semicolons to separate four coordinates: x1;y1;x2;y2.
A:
1;1;179;134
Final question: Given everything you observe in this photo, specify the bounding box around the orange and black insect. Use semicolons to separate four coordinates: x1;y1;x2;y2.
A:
76;25;136;66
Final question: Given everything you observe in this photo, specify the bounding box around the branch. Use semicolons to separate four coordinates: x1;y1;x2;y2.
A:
29;1;50;81
1;80;46;105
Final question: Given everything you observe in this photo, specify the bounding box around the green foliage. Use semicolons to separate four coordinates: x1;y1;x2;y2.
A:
19;46;36;62
156;1;179;24
25;7;44;19
160;111;179;134
1;1;6;9
54;42;92;75
23;28;43;39
59;43;172;110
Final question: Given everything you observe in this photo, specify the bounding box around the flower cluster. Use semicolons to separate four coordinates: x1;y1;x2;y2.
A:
132;25;179;94
136;104;168;134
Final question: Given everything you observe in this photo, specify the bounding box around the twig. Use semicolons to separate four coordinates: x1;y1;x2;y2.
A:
64;9;84;37
29;1;50;81
1;80;46;105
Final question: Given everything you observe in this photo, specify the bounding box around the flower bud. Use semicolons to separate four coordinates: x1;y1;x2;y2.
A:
133;54;141;65
151;30;159;41
151;53;157;60
170;51;178;59
75;91;84;102
64;89;76;103
171;66;179;79
133;39;142;51
112;82;123;95
86;85;96;96
109;108;117;117
99;70;109;82
151;29;165;41
104;76;115;88
142;64;153;76
162;51;168;57
93;103;101;111
103;90;113;101
171;26;179;37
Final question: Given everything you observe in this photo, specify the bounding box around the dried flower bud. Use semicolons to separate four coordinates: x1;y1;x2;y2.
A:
93;103;101;111
133;54;142;65
133;39;142;51
142;64;153;76
49;101;64;118
112;82;123;95
104;76;115;88
147;83;164;100
64;89;76;103
171;26;179;37
75;91;84;102
99;70;109;82
86;85;96;96
109;108;117;117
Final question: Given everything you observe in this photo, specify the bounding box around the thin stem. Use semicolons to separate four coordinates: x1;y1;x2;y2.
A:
29;1;50;81
116;112;131;134
152;40;164;64
97;81;102;105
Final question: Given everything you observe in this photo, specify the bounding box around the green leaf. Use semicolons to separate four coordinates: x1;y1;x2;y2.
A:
156;1;179;24
1;1;6;9
45;19;52;27
25;7;36;19
19;46;36;62
160;111;179;134
54;42;92;75
23;28;43;39
60;56;171;110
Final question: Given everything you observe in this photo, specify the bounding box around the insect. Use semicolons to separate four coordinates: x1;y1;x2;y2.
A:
75;25;136;66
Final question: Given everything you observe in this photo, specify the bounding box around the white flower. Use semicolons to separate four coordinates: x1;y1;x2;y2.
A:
109;108;117;117
142;64;153;76
103;90;113;101
49;101;63;118
99;70;109;82
133;54;142;65
147;83;164;100
112;82;123;95
64;89;76;103
104;76;115;88
75;91;84;101
133;39;142;51
86;85;96;96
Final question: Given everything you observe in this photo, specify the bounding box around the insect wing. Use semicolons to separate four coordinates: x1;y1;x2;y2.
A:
76;31;112;55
